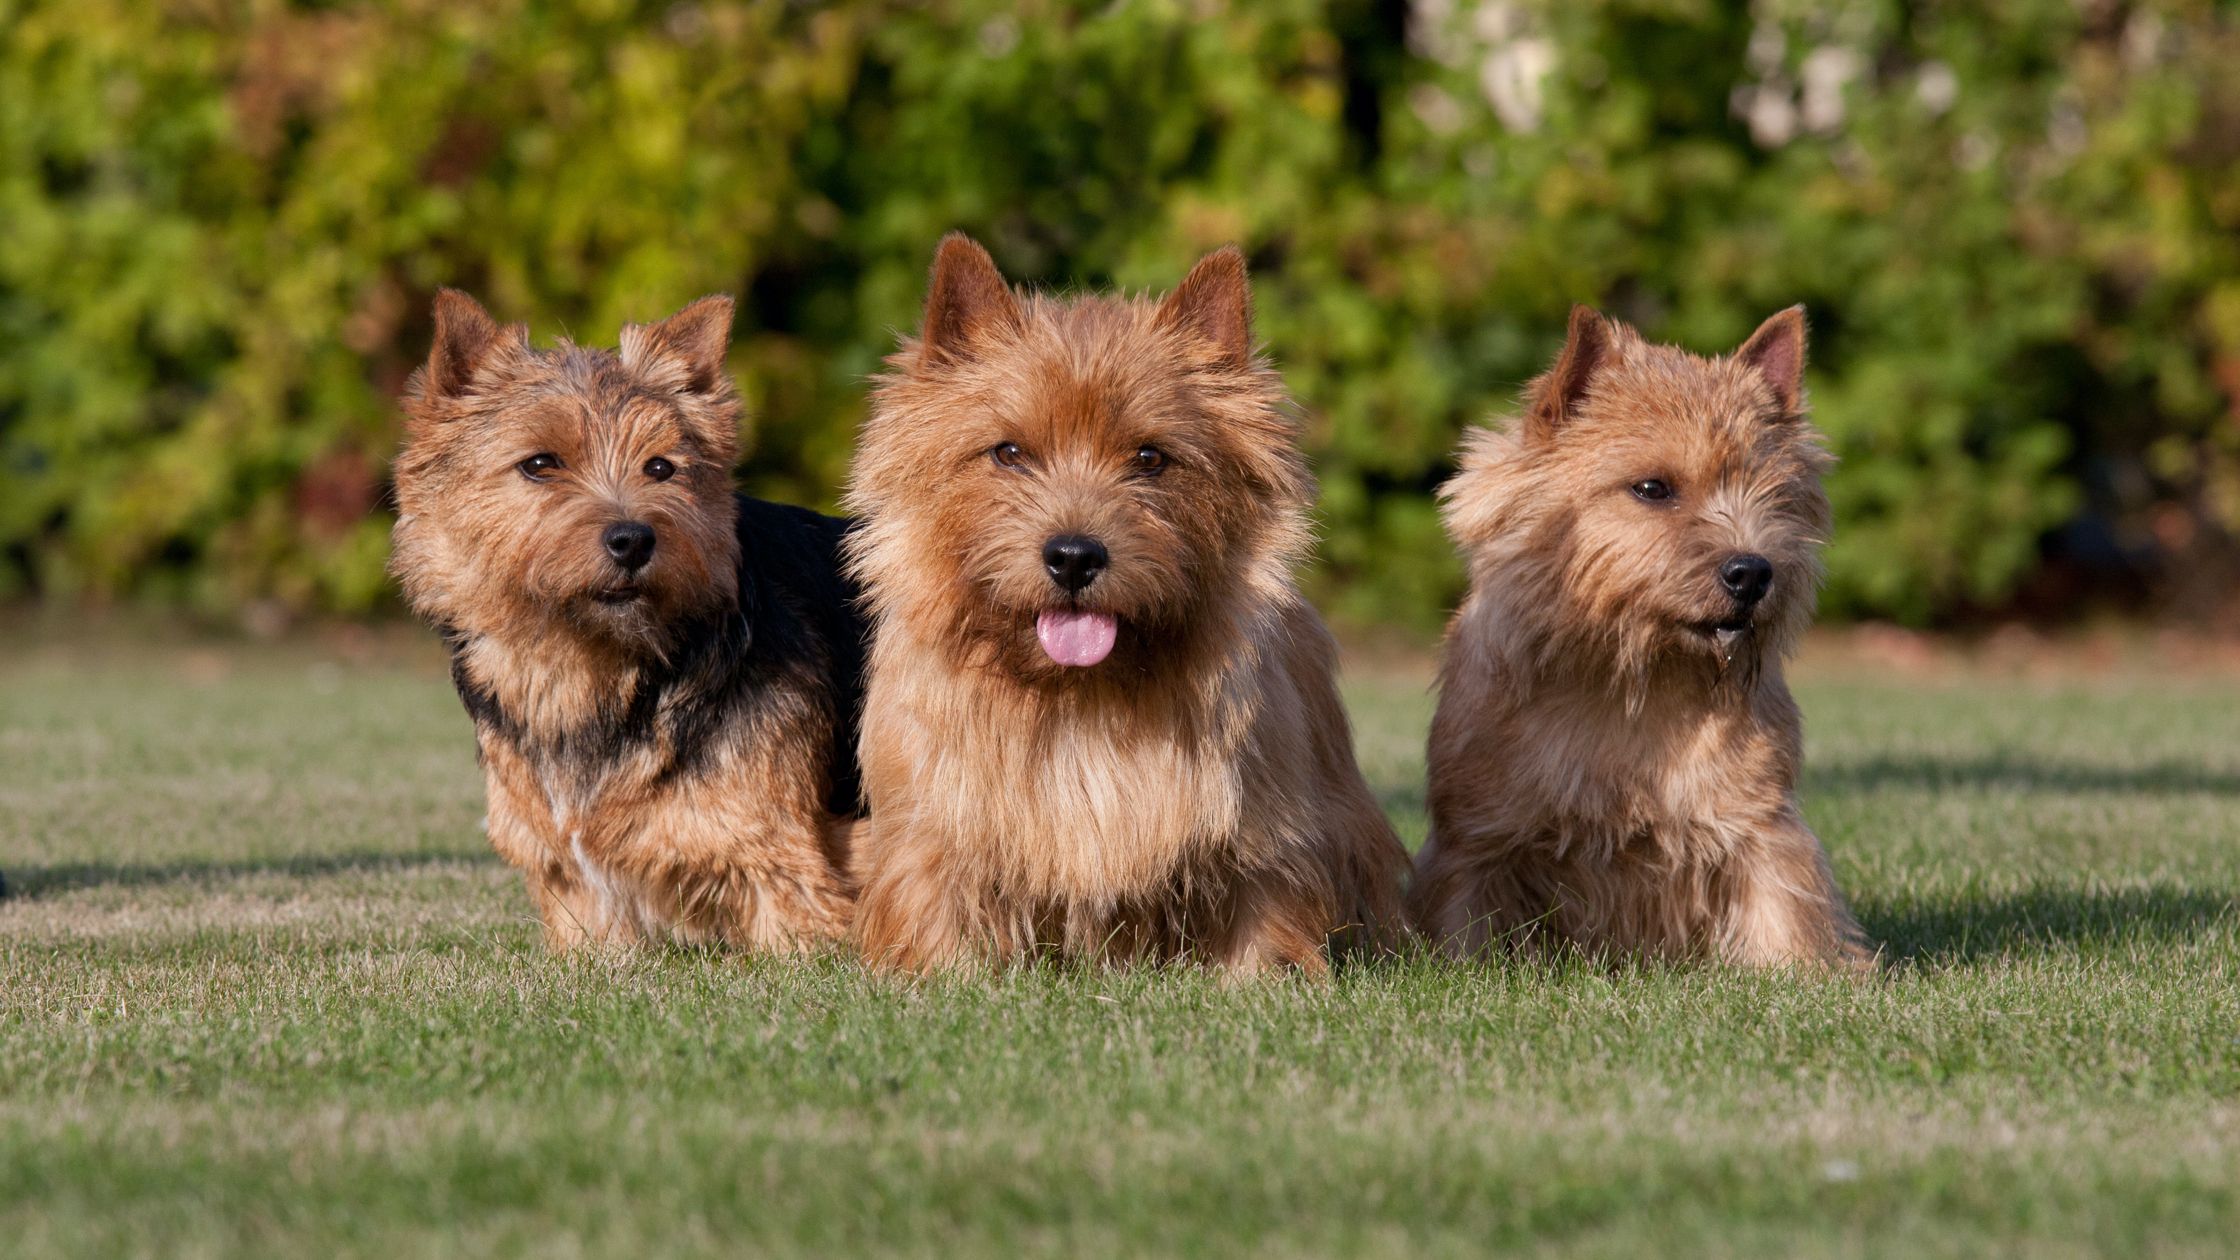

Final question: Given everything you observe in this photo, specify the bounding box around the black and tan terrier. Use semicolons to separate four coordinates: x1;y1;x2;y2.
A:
390;290;864;950
1411;306;1874;969
841;235;1410;975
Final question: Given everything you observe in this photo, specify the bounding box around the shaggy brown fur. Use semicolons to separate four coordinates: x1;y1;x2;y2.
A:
390;290;865;951
843;235;1409;975
1411;306;1874;970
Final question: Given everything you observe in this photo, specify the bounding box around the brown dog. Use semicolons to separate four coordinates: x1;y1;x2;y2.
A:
390;291;864;951
1410;306;1873;969
842;235;1409;975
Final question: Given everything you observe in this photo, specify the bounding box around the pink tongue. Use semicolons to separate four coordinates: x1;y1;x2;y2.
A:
1036;609;1118;667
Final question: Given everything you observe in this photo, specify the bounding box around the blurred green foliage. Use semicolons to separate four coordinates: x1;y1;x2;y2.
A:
2;0;2236;629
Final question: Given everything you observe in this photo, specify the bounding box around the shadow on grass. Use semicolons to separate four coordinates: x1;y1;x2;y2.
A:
1806;755;2240;796
1386;755;2237;817
5;850;493;899
1863;884;2238;965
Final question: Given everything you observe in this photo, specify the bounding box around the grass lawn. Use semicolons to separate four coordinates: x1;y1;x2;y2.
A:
4;631;2237;1258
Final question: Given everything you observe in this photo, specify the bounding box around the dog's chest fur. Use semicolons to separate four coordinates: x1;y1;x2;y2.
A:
450;619;774;931
863;644;1268;904
1437;656;1800;869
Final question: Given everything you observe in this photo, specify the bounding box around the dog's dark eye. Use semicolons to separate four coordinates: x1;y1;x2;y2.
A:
1630;479;1673;502
518;453;562;480
1134;445;1168;476
990;442;1025;470
644;457;676;482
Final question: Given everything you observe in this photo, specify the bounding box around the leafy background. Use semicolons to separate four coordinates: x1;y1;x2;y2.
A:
3;0;2235;633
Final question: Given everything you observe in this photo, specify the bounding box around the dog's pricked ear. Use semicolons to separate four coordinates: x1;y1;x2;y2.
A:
1525;305;1612;443
920;234;1020;367
622;295;735;395
1736;305;1808;416
425;289;518;398
1156;246;1253;367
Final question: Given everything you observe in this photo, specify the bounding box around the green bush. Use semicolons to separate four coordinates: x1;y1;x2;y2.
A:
2;0;2234;629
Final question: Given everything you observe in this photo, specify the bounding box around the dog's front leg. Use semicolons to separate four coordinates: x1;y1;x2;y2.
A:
1717;814;1875;971
478;747;603;951
1209;868;1335;979
850;819;988;973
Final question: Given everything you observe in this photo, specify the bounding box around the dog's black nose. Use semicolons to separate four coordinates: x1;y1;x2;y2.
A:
603;522;657;572
1720;554;1774;606
1042;535;1109;593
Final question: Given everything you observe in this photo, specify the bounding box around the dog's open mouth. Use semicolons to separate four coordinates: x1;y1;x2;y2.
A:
1692;616;1755;666
1036;608;1118;667
591;584;644;605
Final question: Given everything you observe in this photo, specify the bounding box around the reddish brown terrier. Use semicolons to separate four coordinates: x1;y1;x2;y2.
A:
1411;306;1876;970
842;235;1410;975
390;290;866;951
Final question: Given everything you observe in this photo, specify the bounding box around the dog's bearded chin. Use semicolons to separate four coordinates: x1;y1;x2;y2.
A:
1036;609;1118;667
